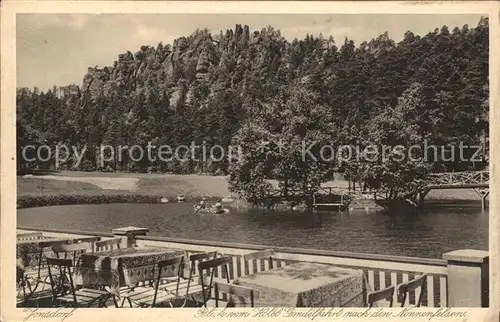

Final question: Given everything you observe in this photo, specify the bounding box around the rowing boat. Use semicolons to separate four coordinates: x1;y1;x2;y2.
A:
194;206;229;214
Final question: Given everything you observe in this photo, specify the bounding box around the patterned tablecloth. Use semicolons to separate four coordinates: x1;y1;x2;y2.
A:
234;262;366;307
16;236;68;269
73;247;187;288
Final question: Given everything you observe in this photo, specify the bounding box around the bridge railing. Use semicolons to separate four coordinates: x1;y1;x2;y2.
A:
427;171;489;186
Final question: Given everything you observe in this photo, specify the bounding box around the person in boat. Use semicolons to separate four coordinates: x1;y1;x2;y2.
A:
194;198;207;212
199;198;207;209
213;199;223;213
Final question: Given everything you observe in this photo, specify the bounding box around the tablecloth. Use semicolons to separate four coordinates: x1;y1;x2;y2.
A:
73;247;187;288
233;262;366;307
16;236;66;268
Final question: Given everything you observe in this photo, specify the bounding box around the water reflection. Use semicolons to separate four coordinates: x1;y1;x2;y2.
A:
17;200;488;259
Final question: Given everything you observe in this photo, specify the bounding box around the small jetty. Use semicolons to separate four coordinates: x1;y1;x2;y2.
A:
312;193;349;211
260;186;351;211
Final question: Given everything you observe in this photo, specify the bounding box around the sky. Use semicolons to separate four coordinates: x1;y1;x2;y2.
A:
17;13;484;91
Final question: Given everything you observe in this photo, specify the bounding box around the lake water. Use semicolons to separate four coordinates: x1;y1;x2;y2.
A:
17;200;488;259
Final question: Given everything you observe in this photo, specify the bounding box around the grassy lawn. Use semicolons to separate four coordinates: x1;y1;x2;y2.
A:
17;171;482;200
17;176;103;196
17;172;231;198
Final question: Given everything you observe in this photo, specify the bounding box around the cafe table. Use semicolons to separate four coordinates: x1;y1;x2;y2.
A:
233;262;366;307
73;246;187;288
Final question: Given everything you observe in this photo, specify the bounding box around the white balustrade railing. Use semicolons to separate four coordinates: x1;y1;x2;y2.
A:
135;236;448;307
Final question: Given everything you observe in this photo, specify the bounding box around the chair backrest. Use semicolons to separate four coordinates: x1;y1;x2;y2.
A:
189;251;216;262
39;240;65;249
17;232;43;241
367;285;395;308
32;240;62;269
243;249;274;273
214;281;259;307
52;242;93;265
52;242;93;254
397;274;427;307
187;251;217;277
152;255;185;306
95;238;122;252
197;256;232;284
46;257;77;305
72;236;100;252
198;256;232;272
196;256;232;306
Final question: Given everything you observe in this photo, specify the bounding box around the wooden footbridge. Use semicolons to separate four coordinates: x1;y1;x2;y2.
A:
376;170;490;210
418;170;490;209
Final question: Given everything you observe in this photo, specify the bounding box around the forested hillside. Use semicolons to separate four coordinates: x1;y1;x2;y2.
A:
17;18;489;199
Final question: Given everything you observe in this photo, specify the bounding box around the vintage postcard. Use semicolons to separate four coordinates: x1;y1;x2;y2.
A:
1;1;499;321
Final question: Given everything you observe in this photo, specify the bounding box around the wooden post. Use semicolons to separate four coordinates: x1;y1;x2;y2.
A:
417;192;424;208
473;188;490;210
417;188;431;209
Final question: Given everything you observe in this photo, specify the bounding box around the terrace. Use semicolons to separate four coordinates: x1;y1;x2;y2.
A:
16;225;489;308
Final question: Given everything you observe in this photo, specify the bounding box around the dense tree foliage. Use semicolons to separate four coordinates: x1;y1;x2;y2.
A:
17;19;489;200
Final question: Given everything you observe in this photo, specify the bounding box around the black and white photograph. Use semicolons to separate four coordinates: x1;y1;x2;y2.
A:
2;1;498;317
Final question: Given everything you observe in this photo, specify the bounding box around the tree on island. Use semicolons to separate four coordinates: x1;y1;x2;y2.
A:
228;85;335;205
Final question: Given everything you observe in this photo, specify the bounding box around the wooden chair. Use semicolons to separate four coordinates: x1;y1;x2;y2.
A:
17;232;43;241
367;285;395;308
123;255;185;308
95;238;122;252
159;251;217;285
46;257;111;307
397;274;427;307
117;251;217;306
197;256;232;306
106;244;179;308
243;249;275;274
18;240;63;306
16;264;29;307
164;255;231;307
214;281;259;307
19;238;99;306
